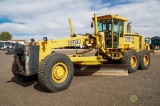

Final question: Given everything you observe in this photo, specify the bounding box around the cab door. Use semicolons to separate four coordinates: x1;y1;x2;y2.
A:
97;19;113;48
113;19;124;48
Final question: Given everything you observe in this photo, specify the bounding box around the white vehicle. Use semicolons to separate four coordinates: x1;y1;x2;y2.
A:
0;41;12;51
0;41;25;51
9;41;25;49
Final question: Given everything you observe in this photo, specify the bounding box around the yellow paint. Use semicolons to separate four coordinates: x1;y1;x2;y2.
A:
68;19;75;37
130;56;137;68
52;62;68;83
35;13;151;66
93;14;128;21
94;14;100;46
143;55;149;66
69;56;104;65
38;35;90;61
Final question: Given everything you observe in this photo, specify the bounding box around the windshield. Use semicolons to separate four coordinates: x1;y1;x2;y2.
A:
0;42;4;47
98;19;112;32
4;42;11;46
113;19;124;37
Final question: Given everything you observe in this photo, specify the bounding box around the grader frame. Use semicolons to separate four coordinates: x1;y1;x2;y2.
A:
12;13;151;92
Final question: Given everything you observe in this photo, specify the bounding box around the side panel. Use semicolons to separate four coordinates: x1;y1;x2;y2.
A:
29;45;39;74
119;37;124;48
134;36;140;50
124;35;141;50
38;36;89;61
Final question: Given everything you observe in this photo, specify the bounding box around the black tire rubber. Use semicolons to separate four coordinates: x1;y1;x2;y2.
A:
122;50;139;73
12;61;38;82
38;53;74;92
138;50;151;70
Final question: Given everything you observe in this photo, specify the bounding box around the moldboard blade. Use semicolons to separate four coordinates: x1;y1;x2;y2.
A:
74;64;128;76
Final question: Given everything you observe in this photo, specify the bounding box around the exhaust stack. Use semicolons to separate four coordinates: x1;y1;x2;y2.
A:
127;21;132;33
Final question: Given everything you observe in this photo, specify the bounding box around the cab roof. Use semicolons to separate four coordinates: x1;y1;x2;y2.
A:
93;14;128;21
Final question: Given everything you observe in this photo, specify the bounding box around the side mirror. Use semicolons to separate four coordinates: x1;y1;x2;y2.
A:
91;22;93;28
43;37;48;42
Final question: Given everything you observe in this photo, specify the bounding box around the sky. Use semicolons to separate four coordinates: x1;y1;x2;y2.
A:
0;0;159;41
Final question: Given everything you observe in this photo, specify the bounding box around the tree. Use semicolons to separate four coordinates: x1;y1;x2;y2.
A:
0;31;12;40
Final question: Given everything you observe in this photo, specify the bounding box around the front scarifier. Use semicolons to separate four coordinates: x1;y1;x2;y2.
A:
38;53;74;92
12;44;39;82
12;61;37;82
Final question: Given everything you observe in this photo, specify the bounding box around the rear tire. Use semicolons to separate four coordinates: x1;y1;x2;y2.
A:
12;62;37;82
138;50;150;70
122;50;139;73
38;53;74;92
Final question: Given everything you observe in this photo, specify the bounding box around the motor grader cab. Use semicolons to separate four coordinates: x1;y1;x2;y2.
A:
92;14;127;49
92;14;151;71
12;13;151;92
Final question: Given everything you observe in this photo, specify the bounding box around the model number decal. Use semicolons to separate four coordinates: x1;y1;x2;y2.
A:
125;37;134;42
68;40;80;45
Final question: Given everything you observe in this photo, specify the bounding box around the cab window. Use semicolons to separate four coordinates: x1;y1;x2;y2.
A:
98;19;112;32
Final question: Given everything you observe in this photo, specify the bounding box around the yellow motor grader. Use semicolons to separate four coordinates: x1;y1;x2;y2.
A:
12;13;151;92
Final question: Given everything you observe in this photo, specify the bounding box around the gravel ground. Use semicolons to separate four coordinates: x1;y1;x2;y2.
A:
0;51;160;106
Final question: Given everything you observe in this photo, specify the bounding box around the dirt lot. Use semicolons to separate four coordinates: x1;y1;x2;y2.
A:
0;51;160;106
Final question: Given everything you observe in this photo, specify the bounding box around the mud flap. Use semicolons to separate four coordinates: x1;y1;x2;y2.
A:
74;64;128;76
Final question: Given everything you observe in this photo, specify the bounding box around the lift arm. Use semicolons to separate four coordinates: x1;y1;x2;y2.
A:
68;19;75;37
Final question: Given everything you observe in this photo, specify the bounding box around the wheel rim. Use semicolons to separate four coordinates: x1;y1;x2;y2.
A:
143;55;149;66
130;56;137;68
52;62;68;83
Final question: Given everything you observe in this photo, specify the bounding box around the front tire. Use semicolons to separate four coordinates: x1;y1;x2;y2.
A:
122;50;139;73
38;53;74;92
138;50;150;70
